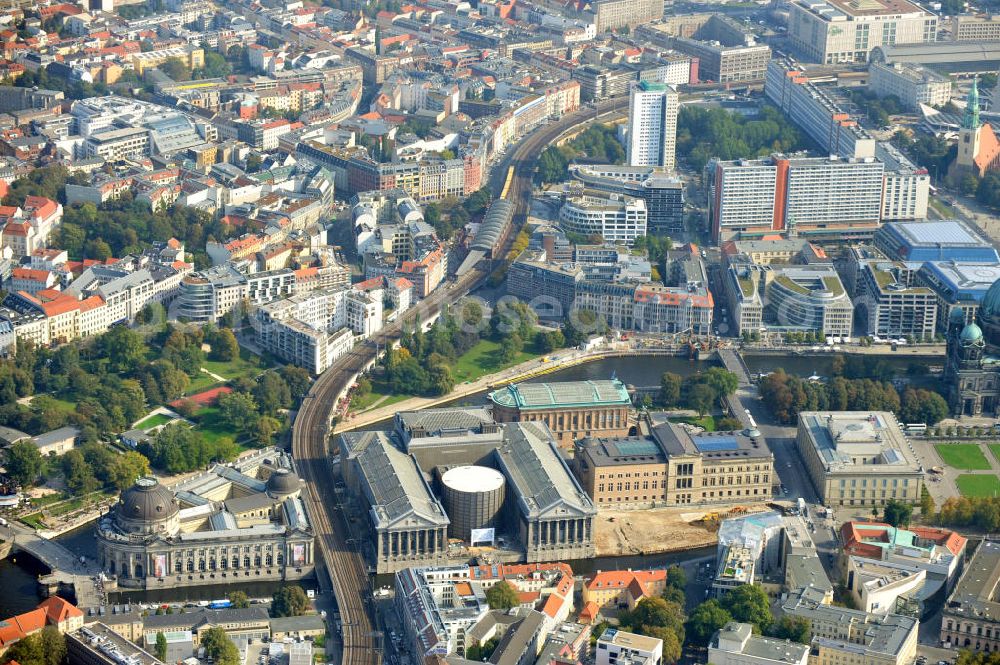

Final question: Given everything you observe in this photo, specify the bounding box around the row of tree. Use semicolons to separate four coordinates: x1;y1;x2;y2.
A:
760;369;948;425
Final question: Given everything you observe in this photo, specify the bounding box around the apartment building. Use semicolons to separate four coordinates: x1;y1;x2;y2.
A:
940;540;1000;652
869;62;952;111
710;623;809;665
786;0;936;64
586;0;662;32
709;154;885;243
595;628;662;665
796;411;923;507
782;587;918;665
626;81;678;170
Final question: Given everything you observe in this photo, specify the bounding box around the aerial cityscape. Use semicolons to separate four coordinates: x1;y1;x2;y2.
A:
6;1;1000;665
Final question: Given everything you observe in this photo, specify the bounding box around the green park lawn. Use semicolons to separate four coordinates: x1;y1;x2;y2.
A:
988;444;1000;465
935;444;992;470
451;339;542;383
956;474;1000;498
928;197;956;219
135;413;174;430
186;349;269;393
350;379;409;412
191;407;237;446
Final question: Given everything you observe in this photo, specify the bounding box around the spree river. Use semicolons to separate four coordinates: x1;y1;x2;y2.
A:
0;351;938;615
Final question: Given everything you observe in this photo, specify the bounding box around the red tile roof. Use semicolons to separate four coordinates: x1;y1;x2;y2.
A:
38;597;83;624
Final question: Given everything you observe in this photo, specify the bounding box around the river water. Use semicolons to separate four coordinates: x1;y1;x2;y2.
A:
0;351;939;615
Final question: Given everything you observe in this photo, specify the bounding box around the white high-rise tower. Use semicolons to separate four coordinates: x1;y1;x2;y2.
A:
626;81;679;170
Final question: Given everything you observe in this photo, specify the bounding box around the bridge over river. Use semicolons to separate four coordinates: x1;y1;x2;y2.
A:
2;523;106;608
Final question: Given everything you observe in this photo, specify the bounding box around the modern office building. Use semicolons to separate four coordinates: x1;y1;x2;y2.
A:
855;261;938;339
558;193;647;246
940;540;1000;652
710;622;809;665
625;81;678;170
868;62;952;111
570;165;685;234
951;14;1000;42
95;450;314;589
916;261;1000;331
709;155;885;242
766;265;854;336
636;18;771;84
574;412;774;507
786;0;936;64
722;255;852;336
488;379;633;448
781;587;919;665
874;220;999;263
795;411;923;507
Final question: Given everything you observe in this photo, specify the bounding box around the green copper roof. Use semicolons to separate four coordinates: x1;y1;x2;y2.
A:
488;379;631;410
963;77;981;130
638;80;668;92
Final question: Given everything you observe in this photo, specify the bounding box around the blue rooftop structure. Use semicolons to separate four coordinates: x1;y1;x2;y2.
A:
875;221;1000;263
918;261;1000;306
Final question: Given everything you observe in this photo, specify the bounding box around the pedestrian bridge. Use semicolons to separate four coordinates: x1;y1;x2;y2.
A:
4;524;105;608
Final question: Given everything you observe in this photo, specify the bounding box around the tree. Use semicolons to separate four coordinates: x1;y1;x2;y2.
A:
882;499;913;528
210;328;239;362
767;616;811;644
201;627;239;665
665;565;686;592
62;449;99;495
228;591;250;609
160;56;191;81
720;584;772;632
217;391;259;431
485;581;520;610
660;372;682;406
254;372;292;415
687;383;716;417
5;627;66;665
271;586;309;617
5;440;43;486
252;415;281;447
686;599;732;646
108;451;151;490
155;632;168;661
920;486;936;520
499;334;521;365
100;326;146;374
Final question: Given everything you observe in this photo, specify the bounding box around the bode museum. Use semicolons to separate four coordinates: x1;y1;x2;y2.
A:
96;448;315;589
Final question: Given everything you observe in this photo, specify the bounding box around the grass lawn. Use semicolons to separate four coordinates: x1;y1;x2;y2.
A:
451;339;542;383
47;398;77;414
186;349;269;394
191;407;237;446
350;379;408;412
956;474;1000;498
935;444;992;470
988;444;1000;465
671;415;716;431
929;197;956;219
136;413;174;430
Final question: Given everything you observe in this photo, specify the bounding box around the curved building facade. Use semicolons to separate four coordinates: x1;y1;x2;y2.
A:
441;466;505;541
97;450;314;589
558;194;646;246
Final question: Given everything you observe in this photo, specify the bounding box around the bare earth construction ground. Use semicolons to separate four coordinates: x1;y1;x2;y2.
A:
594;502;771;556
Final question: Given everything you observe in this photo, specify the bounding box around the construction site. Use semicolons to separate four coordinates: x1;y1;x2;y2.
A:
594;502;774;557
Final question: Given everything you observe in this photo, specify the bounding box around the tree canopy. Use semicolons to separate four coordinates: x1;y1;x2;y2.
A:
720;584;772;633
676;105;807;171
271;586;309;617
485;581;520;610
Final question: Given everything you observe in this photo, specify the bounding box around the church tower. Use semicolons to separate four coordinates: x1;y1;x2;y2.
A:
957;77;983;172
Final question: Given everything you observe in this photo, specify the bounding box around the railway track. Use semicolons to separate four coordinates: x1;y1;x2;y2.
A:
290;99;617;664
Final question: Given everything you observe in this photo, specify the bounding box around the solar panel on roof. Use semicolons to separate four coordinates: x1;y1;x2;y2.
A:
611;440;660;457
693;436;739;452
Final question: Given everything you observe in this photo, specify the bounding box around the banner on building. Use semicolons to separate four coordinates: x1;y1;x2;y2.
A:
154;554;167;578
292;544;305;566
470;528;495;546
